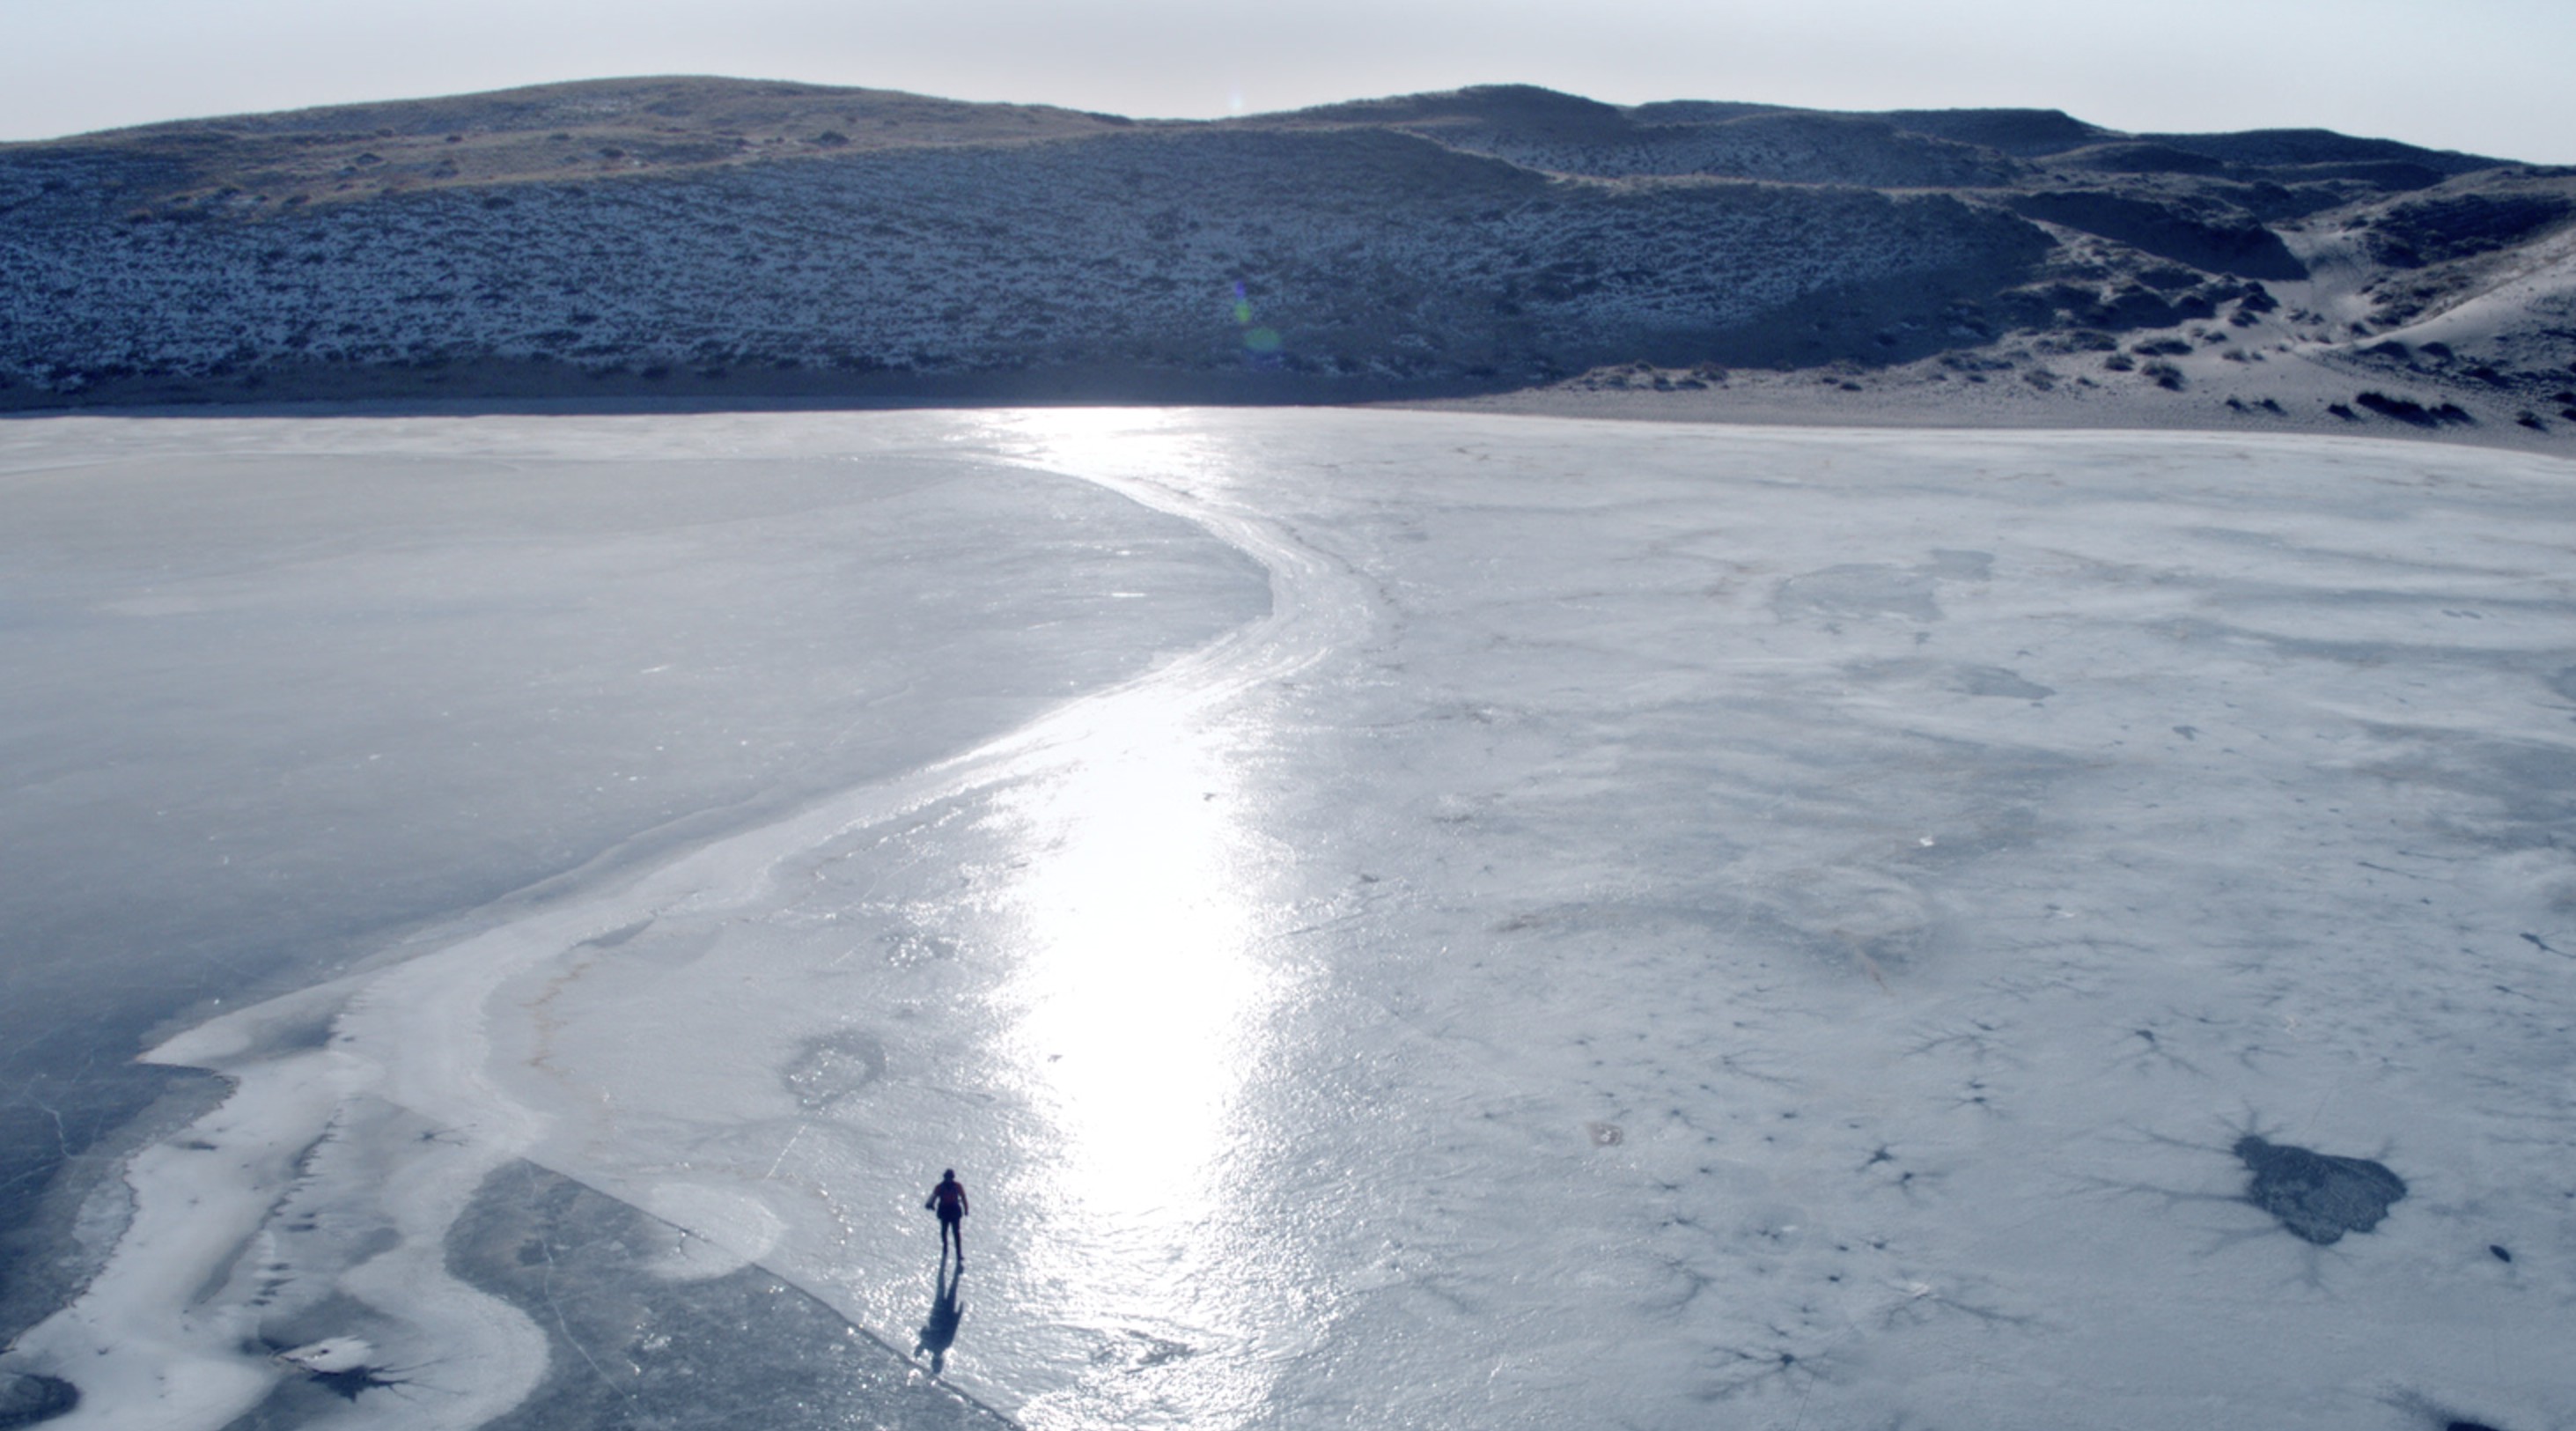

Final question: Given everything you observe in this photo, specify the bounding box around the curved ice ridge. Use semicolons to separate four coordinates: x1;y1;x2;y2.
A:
3;420;1351;1430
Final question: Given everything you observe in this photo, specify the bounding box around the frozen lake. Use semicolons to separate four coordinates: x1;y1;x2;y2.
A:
2;410;2571;1431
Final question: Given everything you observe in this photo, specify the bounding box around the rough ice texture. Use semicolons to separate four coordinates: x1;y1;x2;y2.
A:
2;412;2571;1431
0;417;1266;1369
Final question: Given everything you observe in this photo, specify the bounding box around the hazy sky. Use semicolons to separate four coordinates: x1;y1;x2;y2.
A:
4;0;2569;161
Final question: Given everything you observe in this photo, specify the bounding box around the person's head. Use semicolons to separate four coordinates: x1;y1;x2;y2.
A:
943;1169;955;1180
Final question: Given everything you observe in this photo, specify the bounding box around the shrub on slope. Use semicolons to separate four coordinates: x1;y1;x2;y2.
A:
0;126;2053;402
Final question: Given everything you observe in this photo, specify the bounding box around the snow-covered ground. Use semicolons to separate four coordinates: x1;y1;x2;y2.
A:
4;410;2572;1431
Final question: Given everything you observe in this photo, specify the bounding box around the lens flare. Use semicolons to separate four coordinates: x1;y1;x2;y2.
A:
1228;280;1283;367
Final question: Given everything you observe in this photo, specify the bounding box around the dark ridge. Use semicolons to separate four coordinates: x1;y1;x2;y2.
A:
1873;107;2106;156
2008;190;2307;279
2051;141;2233;177
2136;127;2506;174
2366;191;2576;269
2274;159;2455;191
53;74;1099;144
1502;109;2029;188
1267;84;1632;139
1624;99;1795;125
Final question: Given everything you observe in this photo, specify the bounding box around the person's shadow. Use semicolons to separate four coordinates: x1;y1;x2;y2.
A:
916;1257;965;1375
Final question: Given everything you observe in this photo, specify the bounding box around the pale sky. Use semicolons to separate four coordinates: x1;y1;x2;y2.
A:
3;0;2569;163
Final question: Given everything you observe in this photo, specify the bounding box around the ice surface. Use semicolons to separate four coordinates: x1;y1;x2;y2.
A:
4;411;2573;1431
0;417;1263;1358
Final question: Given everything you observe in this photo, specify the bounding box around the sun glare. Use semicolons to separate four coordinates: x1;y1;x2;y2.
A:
955;409;1307;1374
996;696;1271;1232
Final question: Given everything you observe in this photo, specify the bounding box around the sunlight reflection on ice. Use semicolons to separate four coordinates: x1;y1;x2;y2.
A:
995;696;1272;1264
960;408;1320;1423
971;664;1304;1429
23;413;2576;1431
982;407;1238;509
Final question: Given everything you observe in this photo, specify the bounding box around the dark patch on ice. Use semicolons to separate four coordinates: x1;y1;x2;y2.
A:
224;1303;422;1427
1773;564;1941;623
2489;1243;2512;1263
784;1029;888;1110
1843;657;2052;702
2358;734;2576;848
2159;614;2558;673
304;1365;405;1401
2484;743;2576;826
0;1372;77;1427
2309;724;2576;852
1954;666;2055;701
2446;1422;2507;1431
1927;550;1994;580
2234;1136;2406;1244
448;1160;1008;1429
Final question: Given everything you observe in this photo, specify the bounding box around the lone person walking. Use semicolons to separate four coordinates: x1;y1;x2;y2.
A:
925;1169;969;1264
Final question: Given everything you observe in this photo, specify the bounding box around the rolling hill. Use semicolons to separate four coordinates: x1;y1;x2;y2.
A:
3;77;2570;427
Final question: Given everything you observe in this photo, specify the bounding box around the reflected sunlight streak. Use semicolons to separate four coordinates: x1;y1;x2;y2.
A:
968;407;1335;1423
993;686;1279;1320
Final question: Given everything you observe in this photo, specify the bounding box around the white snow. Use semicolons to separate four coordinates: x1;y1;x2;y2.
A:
4;410;2572;1431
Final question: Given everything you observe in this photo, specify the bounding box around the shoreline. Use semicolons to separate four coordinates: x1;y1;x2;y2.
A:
8;365;2570;461
1395;341;2576;457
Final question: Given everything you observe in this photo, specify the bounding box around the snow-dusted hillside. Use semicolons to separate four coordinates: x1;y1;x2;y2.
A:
0;126;2045;403
2;77;2571;412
